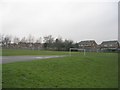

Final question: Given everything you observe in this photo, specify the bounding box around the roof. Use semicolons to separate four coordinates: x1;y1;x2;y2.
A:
101;41;119;45
79;40;97;45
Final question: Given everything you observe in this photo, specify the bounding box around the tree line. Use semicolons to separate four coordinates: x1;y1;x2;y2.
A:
0;34;79;51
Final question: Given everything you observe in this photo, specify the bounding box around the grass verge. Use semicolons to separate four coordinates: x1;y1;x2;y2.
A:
2;53;118;88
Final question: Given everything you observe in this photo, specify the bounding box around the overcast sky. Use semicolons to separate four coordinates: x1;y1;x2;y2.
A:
1;0;119;44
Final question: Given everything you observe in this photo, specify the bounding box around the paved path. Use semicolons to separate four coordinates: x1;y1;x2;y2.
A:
1;55;66;64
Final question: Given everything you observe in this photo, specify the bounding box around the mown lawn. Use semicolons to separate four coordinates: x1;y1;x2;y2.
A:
0;64;1;89
2;49;70;56
2;52;118;88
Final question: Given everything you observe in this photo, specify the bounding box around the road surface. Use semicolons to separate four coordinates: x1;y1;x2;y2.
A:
1;55;66;64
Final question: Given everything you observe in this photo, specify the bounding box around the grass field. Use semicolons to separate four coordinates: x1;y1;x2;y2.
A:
2;49;118;88
2;49;70;56
0;64;1;89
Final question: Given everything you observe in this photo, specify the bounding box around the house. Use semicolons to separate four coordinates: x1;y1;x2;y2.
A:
79;40;98;52
100;40;119;52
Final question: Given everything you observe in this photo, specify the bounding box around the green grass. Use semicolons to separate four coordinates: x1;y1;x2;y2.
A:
0;64;1;89
2;49;70;56
2;52;118;88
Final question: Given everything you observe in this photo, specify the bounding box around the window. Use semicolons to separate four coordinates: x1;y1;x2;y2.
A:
110;44;113;46
104;45;107;47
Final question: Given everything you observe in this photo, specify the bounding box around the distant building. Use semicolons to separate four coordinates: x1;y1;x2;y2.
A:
100;40;119;52
79;40;98;52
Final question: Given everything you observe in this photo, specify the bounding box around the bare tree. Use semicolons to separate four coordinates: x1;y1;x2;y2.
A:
43;35;54;44
54;37;63;50
64;39;74;51
13;37;20;44
0;34;3;47
20;37;27;43
2;35;12;48
27;34;35;43
43;35;54;49
36;37;42;43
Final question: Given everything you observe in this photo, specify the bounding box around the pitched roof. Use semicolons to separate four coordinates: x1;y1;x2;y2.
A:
79;40;97;45
101;40;119;45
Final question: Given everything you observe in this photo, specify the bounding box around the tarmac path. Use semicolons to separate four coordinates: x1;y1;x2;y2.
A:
1;55;66;64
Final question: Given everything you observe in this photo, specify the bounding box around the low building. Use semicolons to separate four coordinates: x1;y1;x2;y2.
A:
79;40;98;52
100;40;119;52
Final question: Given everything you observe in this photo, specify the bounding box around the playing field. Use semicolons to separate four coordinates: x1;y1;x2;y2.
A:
2;49;69;56
2;49;118;88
